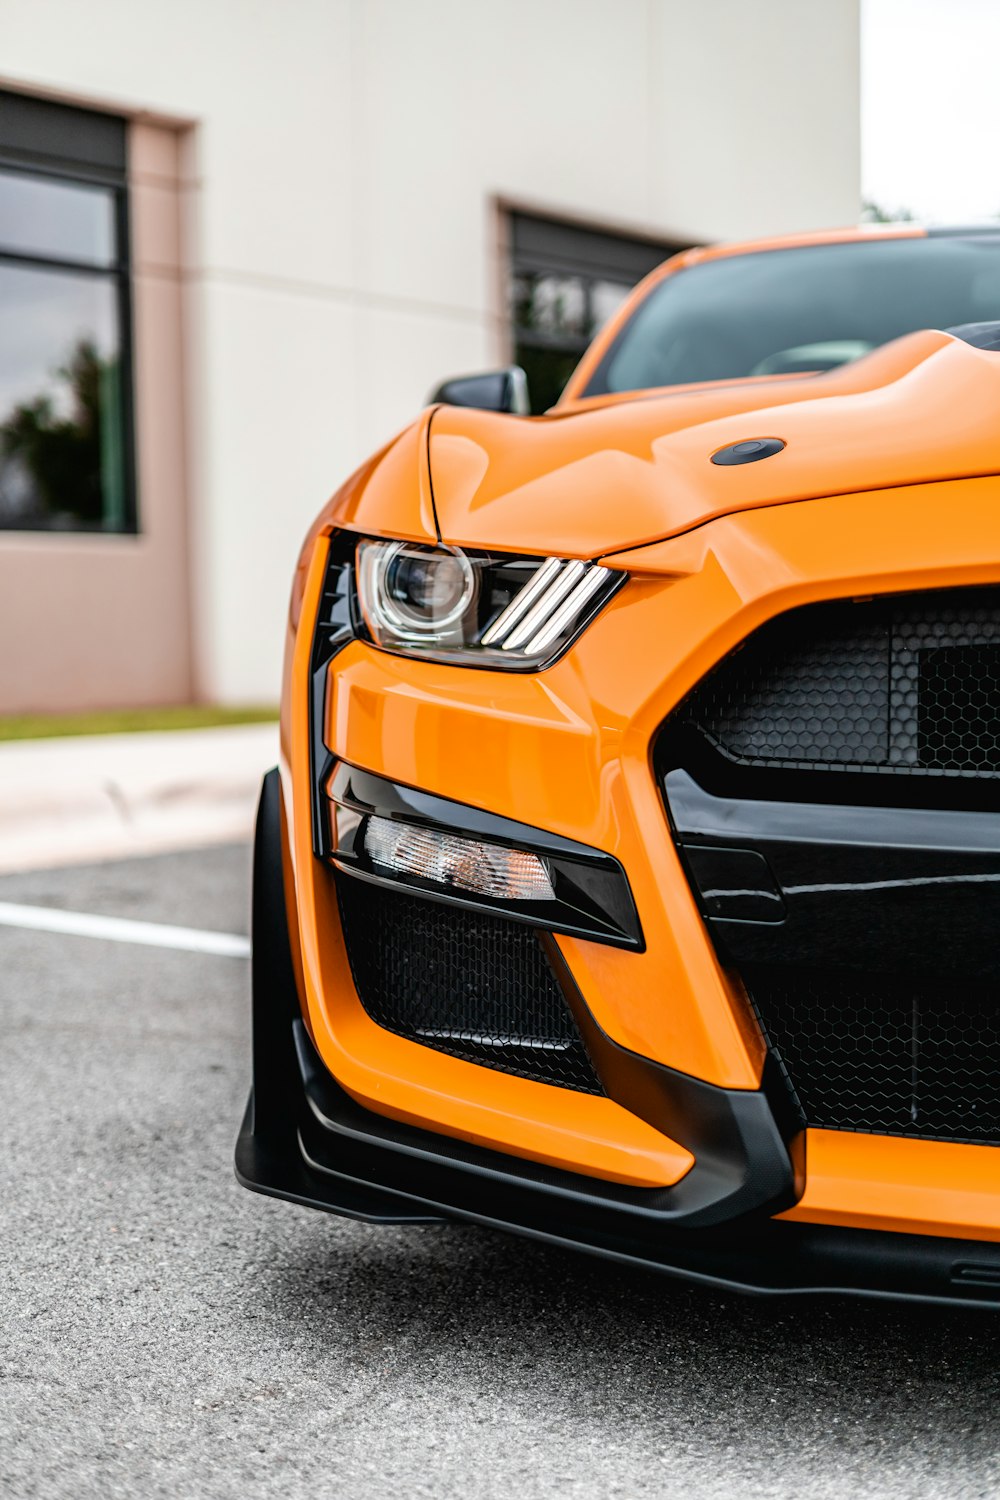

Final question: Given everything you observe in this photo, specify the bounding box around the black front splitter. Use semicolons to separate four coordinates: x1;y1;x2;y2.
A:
236;1021;1000;1311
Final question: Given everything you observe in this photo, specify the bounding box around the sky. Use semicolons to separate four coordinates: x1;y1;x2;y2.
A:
863;0;1000;223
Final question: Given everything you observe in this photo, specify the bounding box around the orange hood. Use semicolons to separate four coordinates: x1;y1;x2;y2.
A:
426;330;1000;559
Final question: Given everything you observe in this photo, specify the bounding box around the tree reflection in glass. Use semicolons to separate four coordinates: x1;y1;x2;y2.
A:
0;262;125;530
0;338;123;528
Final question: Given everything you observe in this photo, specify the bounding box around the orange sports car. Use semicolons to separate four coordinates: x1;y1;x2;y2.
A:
237;225;1000;1306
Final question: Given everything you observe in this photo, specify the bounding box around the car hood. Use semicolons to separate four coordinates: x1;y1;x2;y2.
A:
427;330;1000;559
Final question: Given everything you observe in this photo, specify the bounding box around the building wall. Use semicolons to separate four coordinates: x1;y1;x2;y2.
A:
0;0;861;708
0;119;193;712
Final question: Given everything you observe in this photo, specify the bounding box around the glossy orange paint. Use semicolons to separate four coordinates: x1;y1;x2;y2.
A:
276;225;1000;1232
427;331;1000;558
779;1131;1000;1242
279;537;694;1191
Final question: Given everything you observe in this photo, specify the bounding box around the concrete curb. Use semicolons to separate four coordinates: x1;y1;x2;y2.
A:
0;723;278;873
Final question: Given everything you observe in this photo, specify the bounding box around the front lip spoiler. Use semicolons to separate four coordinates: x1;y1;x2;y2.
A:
235;1028;1000;1308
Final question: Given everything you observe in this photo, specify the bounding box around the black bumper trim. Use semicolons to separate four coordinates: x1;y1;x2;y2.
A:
325;761;644;950
293;1019;786;1229
237;1038;1000;1308
667;767;1000;980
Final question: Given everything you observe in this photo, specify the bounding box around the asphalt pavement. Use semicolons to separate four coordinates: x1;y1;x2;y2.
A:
2;843;999;1500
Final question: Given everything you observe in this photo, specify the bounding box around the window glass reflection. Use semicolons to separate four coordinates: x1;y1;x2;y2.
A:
590;279;630;333
512;273;588;339
0;263;125;529
509;215;680;412
595;237;1000;394
0;168;116;267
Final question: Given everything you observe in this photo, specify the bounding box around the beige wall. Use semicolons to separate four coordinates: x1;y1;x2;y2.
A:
0;122;193;713
0;0;861;710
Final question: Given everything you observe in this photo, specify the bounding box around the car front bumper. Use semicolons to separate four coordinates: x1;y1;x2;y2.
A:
238;764;1000;1309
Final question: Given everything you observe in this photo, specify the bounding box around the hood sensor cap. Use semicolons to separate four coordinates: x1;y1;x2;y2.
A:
711;438;786;466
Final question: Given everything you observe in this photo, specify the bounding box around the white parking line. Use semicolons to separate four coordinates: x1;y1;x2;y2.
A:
0;901;251;958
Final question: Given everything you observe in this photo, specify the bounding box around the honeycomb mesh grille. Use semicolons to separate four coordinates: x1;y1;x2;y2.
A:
336;876;604;1094
680;586;1000;778
745;966;1000;1144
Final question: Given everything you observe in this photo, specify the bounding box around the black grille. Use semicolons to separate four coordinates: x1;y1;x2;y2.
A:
745;967;1000;1145
667;584;1000;1148
919;644;1000;768
336;876;604;1094
679;586;1000;783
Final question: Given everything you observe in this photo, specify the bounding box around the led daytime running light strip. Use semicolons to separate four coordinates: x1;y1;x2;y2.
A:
481;559;614;656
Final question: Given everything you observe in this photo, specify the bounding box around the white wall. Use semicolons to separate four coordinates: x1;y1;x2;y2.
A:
0;0;860;705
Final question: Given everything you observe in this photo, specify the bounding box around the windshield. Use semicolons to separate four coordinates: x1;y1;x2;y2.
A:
583;235;1000;396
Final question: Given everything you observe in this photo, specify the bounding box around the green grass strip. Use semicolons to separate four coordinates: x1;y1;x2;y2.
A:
0;705;279;742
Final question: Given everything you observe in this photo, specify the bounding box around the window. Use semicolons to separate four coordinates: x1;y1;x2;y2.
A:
584;235;1000;397
0;90;135;532
508;211;688;413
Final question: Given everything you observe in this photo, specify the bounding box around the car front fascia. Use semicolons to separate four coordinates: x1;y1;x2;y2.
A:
259;471;1000;1253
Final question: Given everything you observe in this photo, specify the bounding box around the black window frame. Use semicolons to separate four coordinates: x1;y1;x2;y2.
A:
0;89;138;535
506;207;689;413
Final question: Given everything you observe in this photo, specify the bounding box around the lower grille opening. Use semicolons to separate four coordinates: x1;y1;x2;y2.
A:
336;875;604;1095
745;966;1000;1145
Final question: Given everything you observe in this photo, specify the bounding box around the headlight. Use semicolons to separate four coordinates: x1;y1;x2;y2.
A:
354;537;622;668
357;541;476;643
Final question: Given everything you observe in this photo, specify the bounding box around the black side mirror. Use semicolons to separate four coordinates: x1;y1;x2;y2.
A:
428;365;530;415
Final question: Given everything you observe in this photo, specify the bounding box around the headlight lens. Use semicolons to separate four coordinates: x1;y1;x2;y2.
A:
357;540;476;641
354;537;621;668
